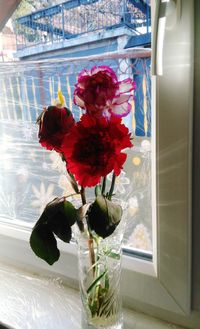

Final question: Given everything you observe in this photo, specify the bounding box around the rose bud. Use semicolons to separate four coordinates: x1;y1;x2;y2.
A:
38;106;75;153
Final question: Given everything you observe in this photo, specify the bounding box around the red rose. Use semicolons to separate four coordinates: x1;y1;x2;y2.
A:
38;106;75;152
62;114;133;187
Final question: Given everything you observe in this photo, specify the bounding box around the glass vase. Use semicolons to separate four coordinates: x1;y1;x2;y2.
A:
75;201;126;329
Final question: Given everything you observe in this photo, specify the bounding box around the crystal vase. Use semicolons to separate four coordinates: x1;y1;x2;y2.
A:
75;202;126;329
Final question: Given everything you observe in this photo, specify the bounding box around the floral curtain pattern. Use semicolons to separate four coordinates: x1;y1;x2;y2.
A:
0;55;152;253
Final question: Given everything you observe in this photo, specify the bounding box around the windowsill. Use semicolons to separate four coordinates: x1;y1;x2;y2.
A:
0;262;185;329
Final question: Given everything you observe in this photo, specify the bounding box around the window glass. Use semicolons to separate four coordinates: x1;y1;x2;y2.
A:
0;54;152;254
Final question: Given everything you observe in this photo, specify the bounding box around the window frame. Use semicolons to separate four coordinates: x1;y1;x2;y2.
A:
0;1;200;328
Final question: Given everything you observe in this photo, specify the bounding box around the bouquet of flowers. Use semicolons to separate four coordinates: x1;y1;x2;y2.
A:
30;65;135;325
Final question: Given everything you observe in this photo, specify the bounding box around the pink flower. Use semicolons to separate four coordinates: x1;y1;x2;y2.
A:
74;65;135;118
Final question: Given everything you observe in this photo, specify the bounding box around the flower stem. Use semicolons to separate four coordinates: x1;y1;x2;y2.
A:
101;176;107;195
80;186;86;205
108;172;116;200
64;192;79;199
80;186;96;274
88;238;96;275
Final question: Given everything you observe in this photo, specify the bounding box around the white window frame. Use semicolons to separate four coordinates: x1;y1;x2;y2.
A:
0;1;200;328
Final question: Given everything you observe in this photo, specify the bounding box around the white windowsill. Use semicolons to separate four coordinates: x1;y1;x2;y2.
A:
0;262;185;329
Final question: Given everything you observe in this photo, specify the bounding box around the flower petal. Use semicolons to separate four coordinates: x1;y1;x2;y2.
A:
91;65;118;81
114;153;127;176
62;114;132;187
118;79;136;93
77;68;89;81
74;94;85;108
110;102;132;118
112;94;132;105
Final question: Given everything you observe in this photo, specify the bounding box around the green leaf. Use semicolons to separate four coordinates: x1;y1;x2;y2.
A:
88;196;122;238
87;259;100;274
104;272;110;291
46;198;77;241
48;200;77;242
63;200;77;226
29;197;78;264
95;185;102;197
30;224;59;265
44;197;65;218
50;217;72;243
104;250;120;260
77;204;90;220
87;270;107;294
